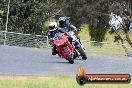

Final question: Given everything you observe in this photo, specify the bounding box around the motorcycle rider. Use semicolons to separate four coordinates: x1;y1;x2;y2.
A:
58;16;78;33
48;21;58;43
48;21;59;55
48;20;69;56
58;16;81;44
58;16;87;59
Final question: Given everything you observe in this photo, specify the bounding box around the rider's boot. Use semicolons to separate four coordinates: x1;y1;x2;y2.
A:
52;46;57;55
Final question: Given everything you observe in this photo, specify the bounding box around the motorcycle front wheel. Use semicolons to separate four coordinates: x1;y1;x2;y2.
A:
78;46;87;60
64;47;74;64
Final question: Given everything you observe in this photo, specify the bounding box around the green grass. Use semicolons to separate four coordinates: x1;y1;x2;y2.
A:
0;76;131;88
78;24;132;56
82;42;130;56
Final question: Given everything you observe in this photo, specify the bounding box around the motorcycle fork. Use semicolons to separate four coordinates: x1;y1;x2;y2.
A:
66;41;74;57
75;41;86;52
56;46;62;55
56;44;72;59
72;43;80;57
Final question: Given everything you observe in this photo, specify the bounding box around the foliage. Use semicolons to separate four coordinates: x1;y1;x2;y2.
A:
0;0;132;40
0;0;5;31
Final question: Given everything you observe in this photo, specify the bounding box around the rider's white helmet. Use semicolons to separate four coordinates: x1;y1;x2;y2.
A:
49;22;57;27
48;21;58;32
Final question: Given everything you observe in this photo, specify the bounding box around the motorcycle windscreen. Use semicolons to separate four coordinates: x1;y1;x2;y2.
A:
53;33;62;40
53;34;67;46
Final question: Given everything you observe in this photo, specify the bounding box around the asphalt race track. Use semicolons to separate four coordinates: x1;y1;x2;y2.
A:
0;45;132;76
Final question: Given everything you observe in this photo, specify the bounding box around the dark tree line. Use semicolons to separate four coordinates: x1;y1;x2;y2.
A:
0;0;131;42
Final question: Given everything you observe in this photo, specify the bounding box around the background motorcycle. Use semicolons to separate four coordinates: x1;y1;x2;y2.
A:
53;32;74;64
67;31;87;60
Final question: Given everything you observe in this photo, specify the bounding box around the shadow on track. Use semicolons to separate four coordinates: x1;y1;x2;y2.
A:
41;61;70;64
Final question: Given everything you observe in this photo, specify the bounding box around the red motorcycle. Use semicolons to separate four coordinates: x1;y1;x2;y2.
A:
53;32;74;64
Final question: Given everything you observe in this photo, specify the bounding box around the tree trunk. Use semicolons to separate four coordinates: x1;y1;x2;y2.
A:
125;31;132;47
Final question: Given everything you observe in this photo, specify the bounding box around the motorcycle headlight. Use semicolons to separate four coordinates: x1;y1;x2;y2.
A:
57;44;60;46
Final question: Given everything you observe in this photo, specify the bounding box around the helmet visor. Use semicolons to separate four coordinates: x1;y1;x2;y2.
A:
49;26;55;30
59;21;66;28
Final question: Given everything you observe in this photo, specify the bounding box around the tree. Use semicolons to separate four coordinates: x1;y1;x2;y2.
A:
0;0;5;31
62;0;110;42
2;0;64;35
1;0;132;46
